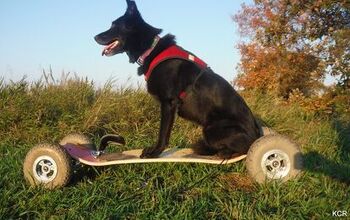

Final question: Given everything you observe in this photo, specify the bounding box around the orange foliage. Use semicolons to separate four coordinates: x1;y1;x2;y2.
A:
287;89;334;115
233;0;349;96
234;43;321;97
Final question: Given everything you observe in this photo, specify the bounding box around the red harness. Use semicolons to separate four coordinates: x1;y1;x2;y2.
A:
143;45;207;99
144;45;207;80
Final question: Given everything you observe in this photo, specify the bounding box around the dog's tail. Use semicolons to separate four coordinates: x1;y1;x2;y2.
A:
99;134;125;151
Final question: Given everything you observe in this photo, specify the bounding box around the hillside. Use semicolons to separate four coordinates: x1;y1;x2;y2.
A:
0;77;349;219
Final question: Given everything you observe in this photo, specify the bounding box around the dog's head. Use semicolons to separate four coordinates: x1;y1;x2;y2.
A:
95;0;162;63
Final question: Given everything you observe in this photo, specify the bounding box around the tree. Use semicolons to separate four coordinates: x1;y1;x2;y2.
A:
235;42;322;97
234;0;350;96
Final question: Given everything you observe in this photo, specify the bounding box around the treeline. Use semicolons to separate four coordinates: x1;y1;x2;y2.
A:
233;0;349;118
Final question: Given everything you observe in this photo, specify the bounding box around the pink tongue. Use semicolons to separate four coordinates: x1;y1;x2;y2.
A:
102;41;119;56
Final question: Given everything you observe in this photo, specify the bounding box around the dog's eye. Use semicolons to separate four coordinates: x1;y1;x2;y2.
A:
124;20;136;31
124;24;133;31
109;23;121;34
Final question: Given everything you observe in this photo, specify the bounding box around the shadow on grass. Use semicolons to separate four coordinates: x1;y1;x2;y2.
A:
303;151;350;185
68;165;105;187
303;120;350;185
333;120;350;161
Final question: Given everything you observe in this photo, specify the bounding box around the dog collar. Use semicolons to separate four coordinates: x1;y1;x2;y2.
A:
137;36;160;66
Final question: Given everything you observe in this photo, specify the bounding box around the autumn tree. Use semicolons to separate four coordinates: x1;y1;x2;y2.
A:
233;0;350;97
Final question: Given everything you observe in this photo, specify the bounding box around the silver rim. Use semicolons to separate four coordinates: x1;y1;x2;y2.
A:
32;156;58;183
261;149;291;180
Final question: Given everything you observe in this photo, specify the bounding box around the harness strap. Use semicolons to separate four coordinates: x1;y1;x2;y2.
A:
178;67;208;100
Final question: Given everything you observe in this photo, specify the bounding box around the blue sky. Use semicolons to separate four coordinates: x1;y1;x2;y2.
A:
0;0;251;86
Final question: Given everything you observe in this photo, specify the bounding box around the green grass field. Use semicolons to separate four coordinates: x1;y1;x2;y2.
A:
0;77;349;219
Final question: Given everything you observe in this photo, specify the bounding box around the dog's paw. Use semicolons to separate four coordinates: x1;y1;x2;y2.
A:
140;147;163;158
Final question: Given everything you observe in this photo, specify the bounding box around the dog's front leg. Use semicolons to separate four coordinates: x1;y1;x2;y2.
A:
140;100;177;158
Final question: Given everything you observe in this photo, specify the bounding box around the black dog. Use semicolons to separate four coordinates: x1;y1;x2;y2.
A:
95;0;261;159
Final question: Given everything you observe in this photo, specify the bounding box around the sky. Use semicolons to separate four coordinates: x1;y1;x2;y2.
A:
0;0;251;87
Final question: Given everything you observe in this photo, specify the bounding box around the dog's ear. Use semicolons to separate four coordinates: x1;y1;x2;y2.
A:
126;0;139;16
126;0;134;6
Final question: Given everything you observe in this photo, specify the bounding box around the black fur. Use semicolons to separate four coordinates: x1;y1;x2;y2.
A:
95;0;261;159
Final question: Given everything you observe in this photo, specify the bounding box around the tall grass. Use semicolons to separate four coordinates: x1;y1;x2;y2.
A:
0;76;349;219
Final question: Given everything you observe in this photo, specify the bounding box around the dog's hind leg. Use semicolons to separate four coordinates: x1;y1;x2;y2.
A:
192;139;218;156
203;120;254;159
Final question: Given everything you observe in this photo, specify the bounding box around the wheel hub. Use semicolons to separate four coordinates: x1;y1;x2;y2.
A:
272;160;280;168
32;156;58;183
261;149;291;180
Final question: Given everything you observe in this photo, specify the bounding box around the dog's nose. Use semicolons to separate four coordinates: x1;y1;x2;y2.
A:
94;35;100;43
94;35;107;45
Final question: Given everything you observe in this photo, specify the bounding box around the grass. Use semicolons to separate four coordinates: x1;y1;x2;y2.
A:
0;76;349;219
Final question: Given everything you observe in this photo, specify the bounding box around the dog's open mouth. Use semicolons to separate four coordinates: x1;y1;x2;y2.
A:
102;40;120;56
